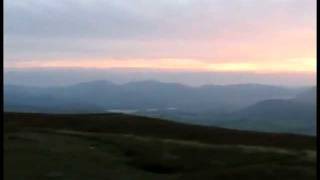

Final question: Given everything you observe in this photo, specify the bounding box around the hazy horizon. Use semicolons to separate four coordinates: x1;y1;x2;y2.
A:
4;67;316;87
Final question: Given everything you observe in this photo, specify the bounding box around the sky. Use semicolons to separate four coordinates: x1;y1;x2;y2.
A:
4;0;317;86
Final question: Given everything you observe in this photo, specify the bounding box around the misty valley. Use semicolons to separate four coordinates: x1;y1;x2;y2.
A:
4;80;316;135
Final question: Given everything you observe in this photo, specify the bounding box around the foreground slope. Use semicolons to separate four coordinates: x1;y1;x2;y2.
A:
4;112;316;149
4;112;316;180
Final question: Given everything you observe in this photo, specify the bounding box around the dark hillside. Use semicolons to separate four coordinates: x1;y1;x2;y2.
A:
4;112;316;150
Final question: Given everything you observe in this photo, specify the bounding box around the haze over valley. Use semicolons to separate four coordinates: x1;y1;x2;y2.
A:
4;79;316;135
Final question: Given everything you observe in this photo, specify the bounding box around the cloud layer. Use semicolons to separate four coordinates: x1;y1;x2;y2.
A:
4;0;316;73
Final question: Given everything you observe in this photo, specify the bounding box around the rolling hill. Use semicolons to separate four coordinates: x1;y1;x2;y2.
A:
4;112;316;180
4;112;316;149
212;87;316;135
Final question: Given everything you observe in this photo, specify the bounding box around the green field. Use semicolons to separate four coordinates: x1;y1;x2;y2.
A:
4;113;317;180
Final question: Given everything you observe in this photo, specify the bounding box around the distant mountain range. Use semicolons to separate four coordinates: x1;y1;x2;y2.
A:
4;80;316;135
4;80;304;111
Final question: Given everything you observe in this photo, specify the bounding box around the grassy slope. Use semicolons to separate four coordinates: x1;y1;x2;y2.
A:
4;112;317;180
4;112;316;149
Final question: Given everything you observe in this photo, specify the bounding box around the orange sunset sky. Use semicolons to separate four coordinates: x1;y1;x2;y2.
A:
4;0;316;79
